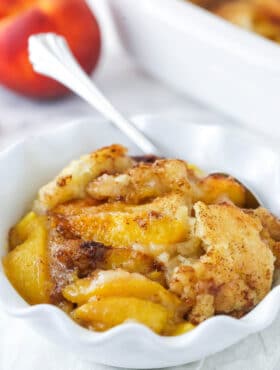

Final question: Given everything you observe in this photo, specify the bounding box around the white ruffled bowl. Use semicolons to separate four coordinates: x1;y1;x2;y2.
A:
0;114;280;368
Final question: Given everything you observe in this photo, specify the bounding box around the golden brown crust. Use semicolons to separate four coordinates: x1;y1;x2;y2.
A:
87;159;195;204
44;148;279;325
87;160;246;208
7;144;280;333
169;202;275;323
33;145;134;213
254;207;280;267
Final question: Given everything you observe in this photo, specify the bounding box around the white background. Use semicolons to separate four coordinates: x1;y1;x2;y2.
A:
0;2;280;369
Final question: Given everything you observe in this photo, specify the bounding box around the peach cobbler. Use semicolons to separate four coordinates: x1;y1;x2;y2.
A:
3;145;280;335
188;0;280;43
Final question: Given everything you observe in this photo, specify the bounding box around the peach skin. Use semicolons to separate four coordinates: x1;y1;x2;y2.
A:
0;0;101;98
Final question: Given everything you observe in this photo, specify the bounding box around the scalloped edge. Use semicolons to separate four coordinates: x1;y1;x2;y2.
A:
0;115;280;367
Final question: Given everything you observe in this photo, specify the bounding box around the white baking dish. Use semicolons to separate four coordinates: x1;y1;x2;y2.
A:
107;0;280;138
0;114;280;368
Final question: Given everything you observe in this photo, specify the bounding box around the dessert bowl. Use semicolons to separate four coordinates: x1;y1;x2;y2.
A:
0;114;280;368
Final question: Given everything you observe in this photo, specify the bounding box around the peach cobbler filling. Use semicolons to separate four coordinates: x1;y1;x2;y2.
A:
3;145;280;335
189;0;280;43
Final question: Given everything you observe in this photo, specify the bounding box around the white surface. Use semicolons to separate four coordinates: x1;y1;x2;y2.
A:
1;116;280;368
0;1;279;370
108;0;280;141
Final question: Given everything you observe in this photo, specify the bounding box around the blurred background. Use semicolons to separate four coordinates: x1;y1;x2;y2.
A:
0;0;230;150
1;0;280;151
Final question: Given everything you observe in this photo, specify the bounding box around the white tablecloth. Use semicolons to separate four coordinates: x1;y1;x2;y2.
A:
0;2;280;369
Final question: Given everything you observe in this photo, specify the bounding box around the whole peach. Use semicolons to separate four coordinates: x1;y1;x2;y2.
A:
0;0;101;98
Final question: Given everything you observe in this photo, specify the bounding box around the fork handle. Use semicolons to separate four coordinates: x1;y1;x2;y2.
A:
28;33;161;156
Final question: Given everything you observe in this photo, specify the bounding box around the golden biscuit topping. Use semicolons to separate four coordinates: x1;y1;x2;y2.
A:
3;145;280;335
